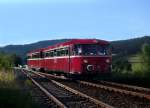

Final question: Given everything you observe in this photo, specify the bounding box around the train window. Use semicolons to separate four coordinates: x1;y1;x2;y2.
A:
50;51;54;57
97;46;109;55
61;49;65;56
82;45;97;55
61;49;64;56
58;49;63;56
27;55;31;59
35;53;39;58
43;48;69;57
32;53;40;58
57;48;69;56
59;49;63;56
74;44;110;56
45;52;49;57
64;48;69;56
65;49;69;55
32;54;35;58
32;54;34;58
40;51;44;58
71;46;75;55
56;49;61;56
74;45;82;55
48;52;50;57
32;54;36;58
45;50;53;57
53;50;57;56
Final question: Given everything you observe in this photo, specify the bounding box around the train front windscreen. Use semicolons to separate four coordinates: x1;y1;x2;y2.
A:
74;44;110;56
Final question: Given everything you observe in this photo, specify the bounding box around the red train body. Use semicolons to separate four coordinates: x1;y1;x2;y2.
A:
27;39;112;76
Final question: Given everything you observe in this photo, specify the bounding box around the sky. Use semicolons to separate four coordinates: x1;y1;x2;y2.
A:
0;0;150;46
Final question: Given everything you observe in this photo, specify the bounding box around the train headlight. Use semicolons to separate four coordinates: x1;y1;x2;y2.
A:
87;65;94;71
83;59;88;63
106;59;110;63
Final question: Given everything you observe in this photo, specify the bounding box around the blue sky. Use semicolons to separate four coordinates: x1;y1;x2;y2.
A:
0;0;150;46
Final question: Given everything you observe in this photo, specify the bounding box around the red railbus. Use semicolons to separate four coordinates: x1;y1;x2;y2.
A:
27;39;112;77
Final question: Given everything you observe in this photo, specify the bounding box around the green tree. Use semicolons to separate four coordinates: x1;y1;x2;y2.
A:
140;43;150;76
0;52;22;71
112;57;132;75
10;54;22;67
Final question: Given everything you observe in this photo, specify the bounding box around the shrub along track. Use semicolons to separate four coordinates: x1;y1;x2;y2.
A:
19;68;113;108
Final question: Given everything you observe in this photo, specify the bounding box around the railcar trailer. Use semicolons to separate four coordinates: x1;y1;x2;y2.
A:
27;39;112;77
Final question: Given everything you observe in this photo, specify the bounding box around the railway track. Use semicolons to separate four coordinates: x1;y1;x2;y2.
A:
98;80;150;96
29;69;150;97
27;81;62;108
20;69;67;108
20;68;150;108
20;68;113;108
57;80;150;108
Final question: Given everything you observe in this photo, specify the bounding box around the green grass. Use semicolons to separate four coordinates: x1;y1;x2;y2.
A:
0;71;38;108
0;71;17;88
129;55;150;77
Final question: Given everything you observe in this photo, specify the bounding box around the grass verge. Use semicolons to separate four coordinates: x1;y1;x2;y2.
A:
0;70;38;108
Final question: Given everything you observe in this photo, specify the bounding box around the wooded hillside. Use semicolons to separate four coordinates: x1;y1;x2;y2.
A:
0;36;150;64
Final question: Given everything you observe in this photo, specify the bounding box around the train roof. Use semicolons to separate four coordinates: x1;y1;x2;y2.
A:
28;39;110;54
56;39;109;46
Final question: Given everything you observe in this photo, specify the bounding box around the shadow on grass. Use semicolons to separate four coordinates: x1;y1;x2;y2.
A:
0;88;38;108
94;73;150;88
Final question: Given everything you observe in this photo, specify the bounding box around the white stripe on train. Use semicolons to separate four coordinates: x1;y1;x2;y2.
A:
28;55;111;60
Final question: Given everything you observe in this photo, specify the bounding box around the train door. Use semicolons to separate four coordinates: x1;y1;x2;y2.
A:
39;51;44;69
68;46;71;73
64;47;70;73
54;47;70;73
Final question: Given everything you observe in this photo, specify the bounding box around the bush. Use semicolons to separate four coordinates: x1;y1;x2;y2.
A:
132;44;150;78
0;52;22;71
140;44;150;76
0;71;38;108
112;57;132;76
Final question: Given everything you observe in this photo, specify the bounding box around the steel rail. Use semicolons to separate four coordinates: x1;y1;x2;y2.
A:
51;80;114;108
23;68;66;79
21;69;67;108
23;68;114;108
100;80;150;94
79;80;150;100
29;77;67;108
23;68;46;78
20;68;150;107
22;68;150;100
37;72;67;79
